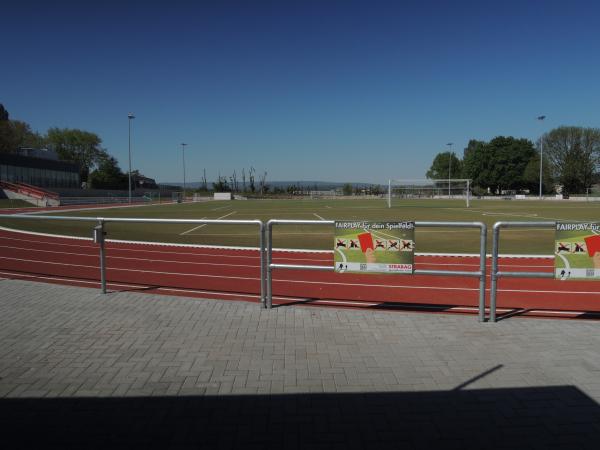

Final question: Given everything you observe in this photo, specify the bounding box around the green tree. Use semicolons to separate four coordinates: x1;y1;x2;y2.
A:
88;155;128;189
0;104;8;121
0;104;46;152
486;136;536;192
462;137;536;193
46;127;107;182
521;153;553;194
542;126;600;194
426;152;462;180
342;183;353;196
461;140;490;189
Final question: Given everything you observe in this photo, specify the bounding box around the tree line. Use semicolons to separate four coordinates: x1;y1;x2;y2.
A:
1;103;130;189
427;127;600;195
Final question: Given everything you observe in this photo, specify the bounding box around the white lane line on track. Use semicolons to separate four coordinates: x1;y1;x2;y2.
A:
156;287;316;303
313;213;326;220
270;277;600;295
0;256;258;281
0;270;148;289
0;234;561;269
0;226;558;258
0;233;260;257
0;243;555;273
179;211;237;235
0;269;596;317
0;245;260;268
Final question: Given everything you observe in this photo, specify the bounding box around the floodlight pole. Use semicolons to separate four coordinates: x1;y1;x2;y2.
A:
181;143;187;201
128;113;135;204
446;143;453;197
537;115;546;200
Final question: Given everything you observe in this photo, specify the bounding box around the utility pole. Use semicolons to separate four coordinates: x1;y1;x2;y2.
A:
128;113;135;203
181;143;187;201
537;116;546;199
446;142;453;197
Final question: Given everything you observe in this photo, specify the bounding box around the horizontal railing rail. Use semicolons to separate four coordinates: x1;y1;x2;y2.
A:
266;219;488;321
0;214;265;304
489;221;556;322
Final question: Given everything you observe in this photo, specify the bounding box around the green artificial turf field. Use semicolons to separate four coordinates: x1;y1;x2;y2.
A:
1;198;599;254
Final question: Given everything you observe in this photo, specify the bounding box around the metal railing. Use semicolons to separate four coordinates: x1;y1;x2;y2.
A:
0;214;266;303
266;220;488;321
489;221;555;322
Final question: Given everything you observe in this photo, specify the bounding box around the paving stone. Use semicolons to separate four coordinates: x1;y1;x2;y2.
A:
0;279;599;449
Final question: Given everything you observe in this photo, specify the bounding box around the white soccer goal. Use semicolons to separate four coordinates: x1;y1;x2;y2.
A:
387;179;472;208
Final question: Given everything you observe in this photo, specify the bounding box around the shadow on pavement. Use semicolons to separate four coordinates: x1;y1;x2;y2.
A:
1;385;598;449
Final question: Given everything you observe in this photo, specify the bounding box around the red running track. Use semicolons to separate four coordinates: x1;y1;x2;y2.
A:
0;228;598;320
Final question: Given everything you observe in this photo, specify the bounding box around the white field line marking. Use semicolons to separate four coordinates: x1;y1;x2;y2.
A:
211;205;232;211
556;252;570;272
179;216;207;235
449;207;600;223
180;211;237;235
0;244;260;269
313;213;326;220
482;212;539;217
24;201;173;215
370;229;404;240
335;247;347;265
0;256;259;281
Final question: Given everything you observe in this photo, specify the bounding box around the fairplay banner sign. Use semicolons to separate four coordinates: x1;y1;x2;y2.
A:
555;222;600;280
334;221;415;274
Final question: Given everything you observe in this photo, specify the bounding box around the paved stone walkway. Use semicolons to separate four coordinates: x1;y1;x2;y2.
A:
0;279;599;449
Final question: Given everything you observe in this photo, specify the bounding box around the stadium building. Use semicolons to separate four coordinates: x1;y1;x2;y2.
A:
0;148;80;188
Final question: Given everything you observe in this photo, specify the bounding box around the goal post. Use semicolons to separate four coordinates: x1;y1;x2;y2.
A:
387;179;472;208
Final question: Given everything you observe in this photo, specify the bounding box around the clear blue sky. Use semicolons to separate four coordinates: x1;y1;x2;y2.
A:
2;0;600;184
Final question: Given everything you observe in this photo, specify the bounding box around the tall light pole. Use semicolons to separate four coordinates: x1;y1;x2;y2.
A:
446;142;453;197
128;113;135;203
537;115;546;199
181;143;187;201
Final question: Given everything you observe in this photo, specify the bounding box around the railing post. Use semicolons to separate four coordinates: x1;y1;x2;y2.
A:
259;221;266;308
266;220;273;309
478;223;487;322
489;222;502;323
98;219;107;294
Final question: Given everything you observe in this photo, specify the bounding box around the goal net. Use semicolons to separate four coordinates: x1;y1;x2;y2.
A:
387;179;471;208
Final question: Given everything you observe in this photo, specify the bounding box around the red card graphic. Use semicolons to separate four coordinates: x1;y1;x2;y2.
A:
585;235;600;257
357;232;374;253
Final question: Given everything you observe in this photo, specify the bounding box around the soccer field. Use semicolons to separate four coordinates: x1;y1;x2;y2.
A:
1;198;599;254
